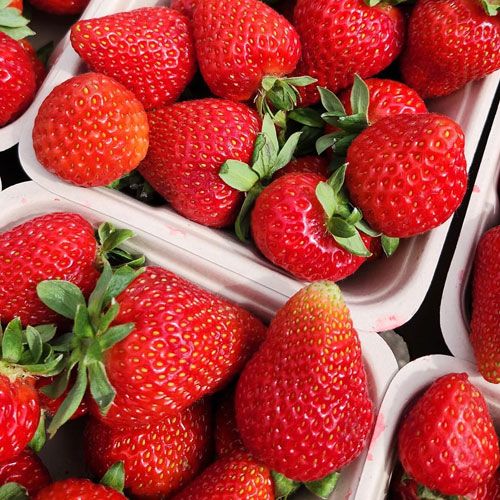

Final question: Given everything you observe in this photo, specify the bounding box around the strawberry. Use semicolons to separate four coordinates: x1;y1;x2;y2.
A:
0;450;51;496
33;479;125;500
18;39;47;88
236;281;374;481
193;0;303;106
174;451;274;499
139;98;260;228
293;0;404;105
0;319;64;463
171;0;197;18
398;373;500;496
8;0;23;10
471;225;500;384
250;172;376;281
71;8;196;111
36;375;88;420
37;264;266;431
215;387;244;457
0;215;135;327
273;155;329;179
0;33;36;127
400;0;500;99
33;72;149;187
28;0;89;15
84;400;212;498
345;113;467;238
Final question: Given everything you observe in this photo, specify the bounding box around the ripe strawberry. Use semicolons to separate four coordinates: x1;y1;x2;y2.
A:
0;450;51;496
33;72;149;187
171;0;197;18
471;225;500;384
139;98;260;228
0;33;36;127
193;0;301;102
28;0;89;15
18;39;47;88
345;113;467;238
36;376;88;420
293;0;404;105
401;0;500;99
0;213;99;326
215;388;244;457
85;401;212;498
251;172;375;282
38;265;266;430
174;451;274;499
398;373;500;496
34;479;125;500
274;155;329;179
71;8;196;110
236;282;374;481
8;0;22;11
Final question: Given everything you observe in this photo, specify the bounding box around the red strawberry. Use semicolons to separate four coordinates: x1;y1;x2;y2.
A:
28;0;89;15
215;388;244;457
139;98;260;228
33;72;149;187
174;451;274;499
34;479;125;500
398;373;500;496
293;0;404;105
338;78;427;124
8;0;23;11
85;401;212;499
471;225;500;384
36;376;88;420
0;450;51;496
236;281;374;481
193;0;301;102
251;172;375;282
274;155;329;179
0;212;99;326
18;39;47;88
71;8;196;111
401;0;500;99
0;33;36;127
345;113;467;238
171;0;197;18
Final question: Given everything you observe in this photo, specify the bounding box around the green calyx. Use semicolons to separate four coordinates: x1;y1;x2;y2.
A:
100;461;126;493
96;222;145;269
0;483;29;500
416;484;461;500
36;261;144;436
481;0;499;15
273;470;340;499
256;75;318;119
219;113;302;241
108;170;163;206
364;0;410;6
316;75;371;157
0;0;35;40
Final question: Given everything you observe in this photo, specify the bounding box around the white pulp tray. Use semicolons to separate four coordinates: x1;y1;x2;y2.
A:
355;355;500;500
440;105;500;364
0;181;398;498
17;0;500;332
0;6;84;152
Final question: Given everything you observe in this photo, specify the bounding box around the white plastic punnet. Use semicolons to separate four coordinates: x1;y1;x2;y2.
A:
0;8;82;152
17;0;500;332
0;181;399;498
440;105;500;363
354;355;500;499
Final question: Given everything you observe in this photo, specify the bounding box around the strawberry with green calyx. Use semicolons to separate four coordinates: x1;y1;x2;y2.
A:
219;113;302;241
316;75;427;158
0;0;34;40
193;0;303;104
35;263;143;435
0;319;65;463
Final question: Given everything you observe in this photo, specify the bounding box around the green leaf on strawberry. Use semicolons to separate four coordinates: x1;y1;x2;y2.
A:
271;471;301;499
305;471;340;499
0;0;35;40
0;482;29;500
481;0;499;15
100;462;126;493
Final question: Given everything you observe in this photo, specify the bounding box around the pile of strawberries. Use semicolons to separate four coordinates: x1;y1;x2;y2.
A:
0;0;90;127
